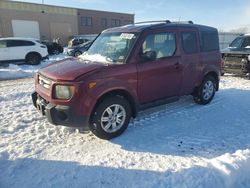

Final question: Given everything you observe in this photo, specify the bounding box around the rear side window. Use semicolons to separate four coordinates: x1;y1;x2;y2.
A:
200;30;219;52
142;32;176;59
7;40;35;47
181;32;198;54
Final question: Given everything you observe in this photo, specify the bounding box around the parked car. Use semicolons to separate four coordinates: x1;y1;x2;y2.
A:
67;41;93;57
68;37;89;47
32;20;221;139
41;40;64;55
221;34;250;75
0;37;48;65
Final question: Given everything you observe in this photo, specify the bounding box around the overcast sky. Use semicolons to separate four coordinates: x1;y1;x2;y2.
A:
13;0;250;31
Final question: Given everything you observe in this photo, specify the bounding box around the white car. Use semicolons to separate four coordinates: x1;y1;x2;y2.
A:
0;37;48;65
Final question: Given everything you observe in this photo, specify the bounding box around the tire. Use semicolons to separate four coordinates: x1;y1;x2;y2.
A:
193;76;216;105
74;51;82;57
89;96;131;139
26;53;41;65
53;50;60;55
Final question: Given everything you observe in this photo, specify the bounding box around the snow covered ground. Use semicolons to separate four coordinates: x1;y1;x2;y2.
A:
0;76;250;188
0;54;69;80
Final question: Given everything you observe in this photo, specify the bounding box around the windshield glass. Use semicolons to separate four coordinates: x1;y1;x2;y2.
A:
229;37;244;48
79;32;138;64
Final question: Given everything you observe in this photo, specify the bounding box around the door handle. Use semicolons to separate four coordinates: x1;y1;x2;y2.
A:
174;62;180;69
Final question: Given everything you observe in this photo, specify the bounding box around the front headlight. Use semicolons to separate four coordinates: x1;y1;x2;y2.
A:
55;85;74;100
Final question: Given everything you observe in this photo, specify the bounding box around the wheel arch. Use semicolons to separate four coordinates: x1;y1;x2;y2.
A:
90;89;138;122
25;51;42;60
204;71;219;91
192;71;219;96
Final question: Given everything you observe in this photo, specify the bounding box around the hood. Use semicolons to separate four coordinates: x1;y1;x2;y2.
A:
39;58;106;81
221;47;250;55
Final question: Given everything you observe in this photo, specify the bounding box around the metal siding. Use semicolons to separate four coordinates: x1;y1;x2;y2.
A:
0;1;77;15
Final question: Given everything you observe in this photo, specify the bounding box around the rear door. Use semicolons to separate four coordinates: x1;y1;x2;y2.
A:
179;29;201;95
136;30;182;104
0;40;8;61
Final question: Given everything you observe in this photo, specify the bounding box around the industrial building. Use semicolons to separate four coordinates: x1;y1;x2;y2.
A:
0;1;134;45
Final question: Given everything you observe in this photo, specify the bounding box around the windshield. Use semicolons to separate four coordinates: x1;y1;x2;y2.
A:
229;37;244;48
79;32;138;64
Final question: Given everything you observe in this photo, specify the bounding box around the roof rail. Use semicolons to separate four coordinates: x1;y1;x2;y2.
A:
134;20;194;25
171;21;194;24
134;20;171;24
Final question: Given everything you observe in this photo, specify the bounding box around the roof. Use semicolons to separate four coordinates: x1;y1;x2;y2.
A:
103;21;217;33
0;37;39;41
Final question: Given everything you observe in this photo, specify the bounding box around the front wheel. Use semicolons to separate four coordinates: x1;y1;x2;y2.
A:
74;51;82;57
89;96;131;139
193;76;216;105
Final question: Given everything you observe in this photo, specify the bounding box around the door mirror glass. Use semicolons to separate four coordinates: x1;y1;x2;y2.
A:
140;50;157;61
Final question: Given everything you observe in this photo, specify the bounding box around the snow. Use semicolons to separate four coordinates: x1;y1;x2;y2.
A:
79;53;114;64
0;54;69;80
0;76;250;188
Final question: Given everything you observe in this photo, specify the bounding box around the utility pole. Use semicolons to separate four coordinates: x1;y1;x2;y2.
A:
41;0;45;13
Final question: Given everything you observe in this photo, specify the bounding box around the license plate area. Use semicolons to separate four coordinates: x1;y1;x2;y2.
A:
36;97;47;115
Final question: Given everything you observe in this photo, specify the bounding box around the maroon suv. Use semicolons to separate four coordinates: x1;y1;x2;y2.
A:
32;20;221;139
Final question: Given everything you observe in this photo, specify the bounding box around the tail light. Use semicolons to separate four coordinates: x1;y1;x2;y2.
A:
40;45;46;48
221;58;225;68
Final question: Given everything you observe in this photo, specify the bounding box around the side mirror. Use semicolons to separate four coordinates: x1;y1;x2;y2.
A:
140;51;157;61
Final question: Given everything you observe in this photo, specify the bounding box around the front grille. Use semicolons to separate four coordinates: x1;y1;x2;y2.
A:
38;75;51;90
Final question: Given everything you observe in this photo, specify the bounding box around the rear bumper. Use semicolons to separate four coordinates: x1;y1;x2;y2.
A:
32;92;89;130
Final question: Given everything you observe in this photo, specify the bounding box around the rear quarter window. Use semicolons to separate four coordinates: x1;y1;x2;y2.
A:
200;30;219;52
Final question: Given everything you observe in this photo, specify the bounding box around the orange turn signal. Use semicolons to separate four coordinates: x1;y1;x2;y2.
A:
88;82;97;89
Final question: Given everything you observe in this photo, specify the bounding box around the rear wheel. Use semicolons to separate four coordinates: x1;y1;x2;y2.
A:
89;96;131;139
26;53;41;65
193;76;216;105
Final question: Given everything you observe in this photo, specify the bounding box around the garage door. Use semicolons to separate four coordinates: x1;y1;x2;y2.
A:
12;20;40;39
50;22;72;46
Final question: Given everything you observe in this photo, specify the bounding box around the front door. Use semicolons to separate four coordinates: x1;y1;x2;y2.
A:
136;31;182;104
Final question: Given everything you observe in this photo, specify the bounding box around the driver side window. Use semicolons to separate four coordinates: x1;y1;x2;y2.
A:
242;37;250;48
142;33;176;59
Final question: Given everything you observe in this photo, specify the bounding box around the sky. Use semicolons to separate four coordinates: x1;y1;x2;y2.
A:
13;0;250;32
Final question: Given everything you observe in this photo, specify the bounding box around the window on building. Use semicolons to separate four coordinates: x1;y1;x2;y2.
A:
81;17;92;26
181;32;198;54
124;20;133;25
111;19;121;27
101;18;107;27
142;32;176;59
